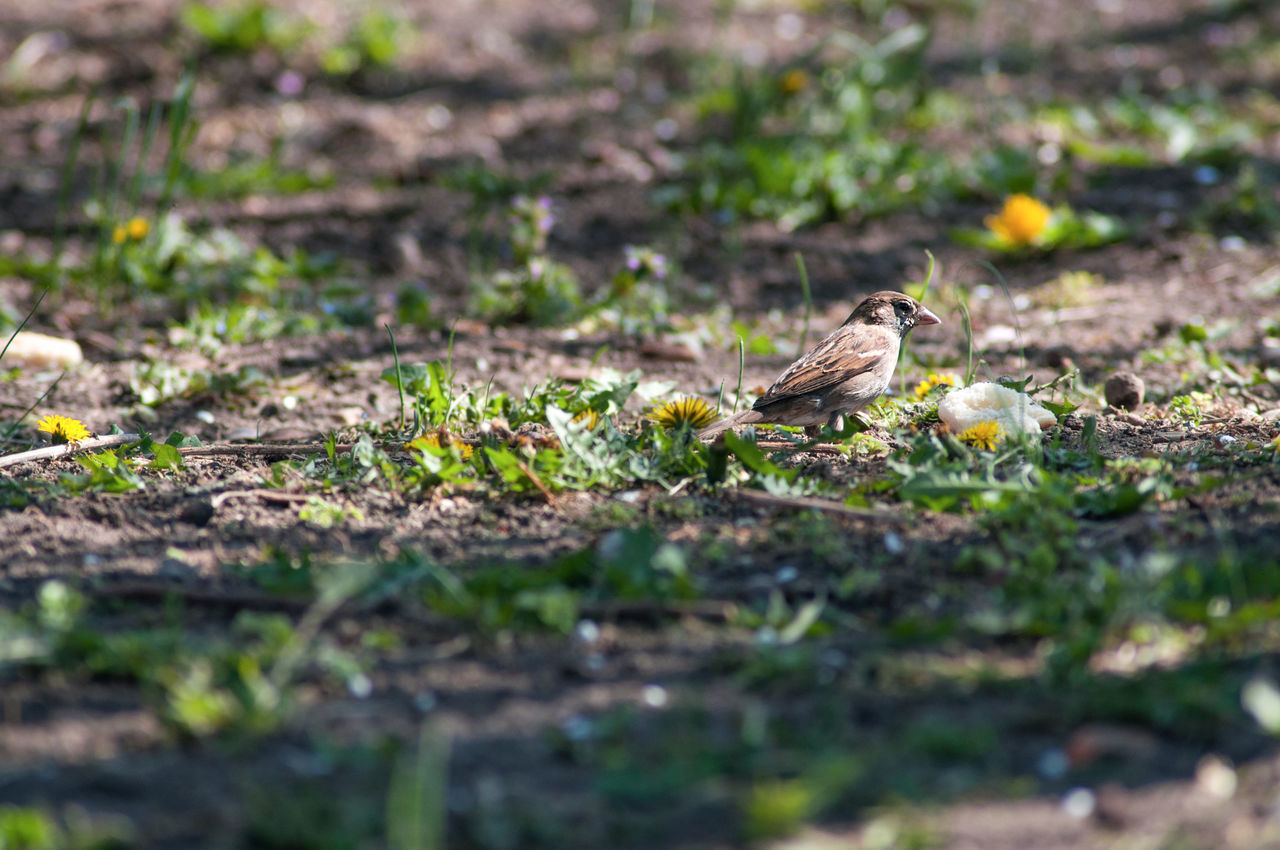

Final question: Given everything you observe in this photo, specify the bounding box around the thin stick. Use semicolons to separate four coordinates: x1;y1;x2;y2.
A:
0;440;362;471
209;489;313;508
732;488;912;520
753;440;851;456
515;459;559;510
0;433;140;470
176;443;356;457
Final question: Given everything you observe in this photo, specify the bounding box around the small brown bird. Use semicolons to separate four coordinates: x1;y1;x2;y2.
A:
698;290;941;440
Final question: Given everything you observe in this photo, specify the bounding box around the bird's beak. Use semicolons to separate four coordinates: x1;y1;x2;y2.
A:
916;306;941;326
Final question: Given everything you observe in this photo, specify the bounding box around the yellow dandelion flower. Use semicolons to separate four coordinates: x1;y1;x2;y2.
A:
779;68;809;95
407;432;474;460
913;372;957;400
985;194;1051;245
36;414;91;444
571;409;600;430
958;421;1002;451
112;225;129;245
126;217;150;240
650;397;717;431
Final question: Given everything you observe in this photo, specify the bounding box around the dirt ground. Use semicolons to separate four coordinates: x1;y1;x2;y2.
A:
2;0;1280;848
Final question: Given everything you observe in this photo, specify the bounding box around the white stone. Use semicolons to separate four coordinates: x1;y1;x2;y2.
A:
2;331;82;370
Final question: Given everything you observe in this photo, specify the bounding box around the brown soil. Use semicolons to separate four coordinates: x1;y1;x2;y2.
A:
2;0;1280;848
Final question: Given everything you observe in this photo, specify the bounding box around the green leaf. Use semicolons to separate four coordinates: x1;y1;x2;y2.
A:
1040;398;1080;419
723;431;796;483
514;588;580;634
166;431;203;448
1179;323;1208;345
149;442;185;471
381;362;432;396
997;375;1035;393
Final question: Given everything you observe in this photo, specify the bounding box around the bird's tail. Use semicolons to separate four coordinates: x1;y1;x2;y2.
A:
697;408;764;440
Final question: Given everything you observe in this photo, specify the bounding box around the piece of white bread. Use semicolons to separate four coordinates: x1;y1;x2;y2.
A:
937;381;1058;435
2;331;84;370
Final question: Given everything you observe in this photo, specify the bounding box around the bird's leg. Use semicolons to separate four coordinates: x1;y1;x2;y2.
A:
802;413;844;442
837;413;874;438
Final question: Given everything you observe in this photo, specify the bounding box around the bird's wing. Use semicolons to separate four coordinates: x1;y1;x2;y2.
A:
755;326;891;406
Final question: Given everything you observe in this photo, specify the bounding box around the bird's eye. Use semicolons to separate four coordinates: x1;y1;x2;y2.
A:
894;301;911;315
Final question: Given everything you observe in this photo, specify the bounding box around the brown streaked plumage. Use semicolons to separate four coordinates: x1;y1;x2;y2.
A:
698;291;941;440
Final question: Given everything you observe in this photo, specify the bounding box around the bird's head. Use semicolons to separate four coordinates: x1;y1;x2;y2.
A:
845;291;941;337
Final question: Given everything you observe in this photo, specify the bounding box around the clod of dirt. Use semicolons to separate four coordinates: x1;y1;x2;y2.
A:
1105;372;1145;410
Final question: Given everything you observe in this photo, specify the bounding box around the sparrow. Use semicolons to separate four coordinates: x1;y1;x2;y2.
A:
698;290;941;440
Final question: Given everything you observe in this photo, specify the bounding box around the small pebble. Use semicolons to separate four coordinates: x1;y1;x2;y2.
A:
1105;372;1145;410
642;685;669;708
755;625;779;646
981;324;1019;345
574;619;600;645
347;673;372;699
1196;755;1237;799
1061;787;1096;819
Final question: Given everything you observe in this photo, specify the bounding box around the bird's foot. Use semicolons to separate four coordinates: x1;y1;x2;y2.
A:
812;414;870;442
